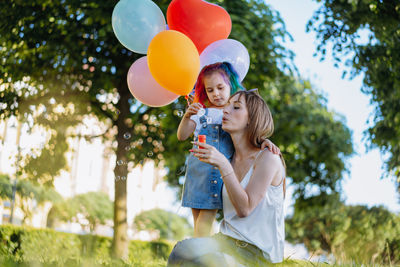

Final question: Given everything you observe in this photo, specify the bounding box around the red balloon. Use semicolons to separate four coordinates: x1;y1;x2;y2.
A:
167;0;231;54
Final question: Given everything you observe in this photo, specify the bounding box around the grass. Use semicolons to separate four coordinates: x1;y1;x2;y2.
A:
1;257;394;267
278;259;393;267
0;256;167;267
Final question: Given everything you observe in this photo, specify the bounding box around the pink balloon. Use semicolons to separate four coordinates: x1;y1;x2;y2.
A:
127;56;179;107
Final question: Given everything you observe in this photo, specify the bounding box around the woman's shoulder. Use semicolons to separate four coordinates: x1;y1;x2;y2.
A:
255;149;283;168
251;149;284;186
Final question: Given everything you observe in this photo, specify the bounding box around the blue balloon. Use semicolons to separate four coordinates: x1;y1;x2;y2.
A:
112;0;166;54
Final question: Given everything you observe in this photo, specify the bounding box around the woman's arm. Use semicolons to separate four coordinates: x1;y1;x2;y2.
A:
177;103;202;141
191;143;282;217
223;151;282;217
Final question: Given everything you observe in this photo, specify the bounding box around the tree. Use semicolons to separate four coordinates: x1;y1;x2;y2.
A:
47;191;113;233
287;199;400;265
17;178;62;224
307;0;400;194
133;208;192;240
0;174;13;200
72;191;113;233
0;173;62;224
286;193;349;256
0;0;177;258
0;0;354;258
265;76;353;201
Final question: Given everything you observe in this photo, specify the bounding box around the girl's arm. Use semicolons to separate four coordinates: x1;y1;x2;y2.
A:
177;103;202;141
260;139;281;155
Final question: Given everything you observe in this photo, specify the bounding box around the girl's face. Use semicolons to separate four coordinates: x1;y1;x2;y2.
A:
222;94;249;133
203;72;231;108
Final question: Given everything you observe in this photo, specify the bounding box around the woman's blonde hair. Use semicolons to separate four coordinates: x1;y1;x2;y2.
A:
230;90;274;148
230;89;286;197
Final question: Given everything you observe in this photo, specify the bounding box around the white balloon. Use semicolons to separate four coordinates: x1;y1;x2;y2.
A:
200;39;250;81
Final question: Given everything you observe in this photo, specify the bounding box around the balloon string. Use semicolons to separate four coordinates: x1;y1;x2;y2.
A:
185;95;190;106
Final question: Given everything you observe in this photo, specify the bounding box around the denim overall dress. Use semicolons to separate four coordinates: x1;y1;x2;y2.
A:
181;109;234;209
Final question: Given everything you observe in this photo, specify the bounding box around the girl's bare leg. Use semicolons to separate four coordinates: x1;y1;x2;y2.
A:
191;208;200;234
193;209;217;237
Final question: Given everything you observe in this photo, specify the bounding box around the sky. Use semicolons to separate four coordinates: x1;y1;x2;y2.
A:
266;0;399;213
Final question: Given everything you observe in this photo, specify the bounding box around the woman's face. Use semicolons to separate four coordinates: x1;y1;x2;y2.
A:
222;94;249;133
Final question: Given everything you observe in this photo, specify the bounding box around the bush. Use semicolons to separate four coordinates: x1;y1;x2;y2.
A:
0;224;172;266
287;202;400;265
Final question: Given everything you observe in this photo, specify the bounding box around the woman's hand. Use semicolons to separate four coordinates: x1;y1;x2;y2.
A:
260;139;281;155
190;141;230;170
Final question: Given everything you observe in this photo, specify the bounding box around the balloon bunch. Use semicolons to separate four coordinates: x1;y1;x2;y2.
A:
112;0;250;107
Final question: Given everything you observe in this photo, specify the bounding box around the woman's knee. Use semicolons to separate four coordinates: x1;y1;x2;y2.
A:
167;237;220;266
167;240;190;265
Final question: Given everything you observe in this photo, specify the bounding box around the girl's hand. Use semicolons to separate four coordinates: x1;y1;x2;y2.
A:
185;94;194;106
184;103;203;118
190;141;229;168
261;139;281;155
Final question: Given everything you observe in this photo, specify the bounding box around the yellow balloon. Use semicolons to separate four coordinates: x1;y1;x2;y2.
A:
148;30;200;96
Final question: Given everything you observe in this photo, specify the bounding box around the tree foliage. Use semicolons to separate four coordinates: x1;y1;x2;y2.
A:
0;0;180;257
308;0;400;194
0;173;62;224
266;76;353;200
47;191;113;233
0;174;13;199
162;0;298;189
164;1;354;203
287;198;400;264
133;208;192;241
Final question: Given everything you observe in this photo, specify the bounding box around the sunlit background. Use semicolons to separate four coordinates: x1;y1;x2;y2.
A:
1;0;399;265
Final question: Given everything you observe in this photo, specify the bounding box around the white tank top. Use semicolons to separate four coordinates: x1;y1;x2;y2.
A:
219;151;285;263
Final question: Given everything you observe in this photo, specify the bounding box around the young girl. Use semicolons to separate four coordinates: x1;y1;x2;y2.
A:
177;62;278;237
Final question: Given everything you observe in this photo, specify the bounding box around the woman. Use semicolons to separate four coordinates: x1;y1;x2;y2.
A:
168;90;286;266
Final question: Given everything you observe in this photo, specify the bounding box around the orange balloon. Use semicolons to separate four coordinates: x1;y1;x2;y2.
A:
147;30;200;96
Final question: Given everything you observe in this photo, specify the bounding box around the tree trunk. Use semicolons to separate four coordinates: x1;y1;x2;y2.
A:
46;207;55;228
70;132;81;196
112;175;128;258
0;118;8;173
112;82;131;259
100;147;111;193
